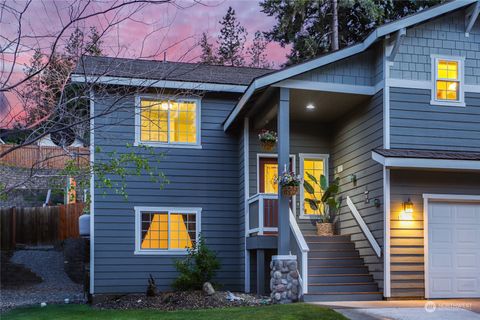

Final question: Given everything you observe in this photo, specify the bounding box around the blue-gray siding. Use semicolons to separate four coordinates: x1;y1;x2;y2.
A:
390;170;480;298
390;88;480;151
93;92;243;294
390;10;480;84
331;91;385;291
293;46;384;86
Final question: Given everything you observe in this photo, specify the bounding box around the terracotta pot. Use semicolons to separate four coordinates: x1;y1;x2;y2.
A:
282;185;299;197
260;140;276;152
316;222;334;236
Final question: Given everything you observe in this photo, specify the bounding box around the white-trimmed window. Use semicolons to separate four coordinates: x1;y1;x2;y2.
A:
135;96;201;148
134;207;201;255
299;154;329;218
431;55;465;106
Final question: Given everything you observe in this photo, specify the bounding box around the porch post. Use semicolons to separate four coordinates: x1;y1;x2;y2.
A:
277;87;290;255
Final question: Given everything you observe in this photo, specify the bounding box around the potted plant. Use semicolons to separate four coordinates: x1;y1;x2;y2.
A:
258;129;277;152
303;174;341;236
276;169;302;197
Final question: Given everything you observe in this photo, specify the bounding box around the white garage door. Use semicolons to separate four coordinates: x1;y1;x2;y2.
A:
428;201;480;298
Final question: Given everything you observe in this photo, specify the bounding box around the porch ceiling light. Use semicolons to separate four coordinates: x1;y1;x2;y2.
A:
306;104;315;110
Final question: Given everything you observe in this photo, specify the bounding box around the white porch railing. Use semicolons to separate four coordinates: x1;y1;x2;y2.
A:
289;208;309;295
346;196;382;258
247;193;278;235
247;193;309;295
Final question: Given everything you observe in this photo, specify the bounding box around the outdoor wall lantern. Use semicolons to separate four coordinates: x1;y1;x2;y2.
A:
399;198;413;220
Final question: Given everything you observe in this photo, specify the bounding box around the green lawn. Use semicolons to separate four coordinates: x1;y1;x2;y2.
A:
3;303;347;320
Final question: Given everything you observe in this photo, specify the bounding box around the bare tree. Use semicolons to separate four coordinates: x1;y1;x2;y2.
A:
0;0;211;203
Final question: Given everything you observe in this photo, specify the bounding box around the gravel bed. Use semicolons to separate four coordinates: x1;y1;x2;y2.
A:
94;291;271;311
0;249;85;312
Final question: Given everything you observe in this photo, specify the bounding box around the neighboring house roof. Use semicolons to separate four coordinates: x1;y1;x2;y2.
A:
73;56;274;87
223;0;478;130
374;149;480;161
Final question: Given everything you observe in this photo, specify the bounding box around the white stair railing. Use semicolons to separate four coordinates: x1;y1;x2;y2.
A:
346;196;382;258
289;209;309;295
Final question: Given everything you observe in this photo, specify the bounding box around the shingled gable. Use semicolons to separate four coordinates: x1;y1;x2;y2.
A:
222;0;479;130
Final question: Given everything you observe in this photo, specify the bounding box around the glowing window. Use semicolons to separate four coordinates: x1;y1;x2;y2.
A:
139;98;198;145
300;154;329;216
135;207;200;254
264;163;278;194
432;57;464;106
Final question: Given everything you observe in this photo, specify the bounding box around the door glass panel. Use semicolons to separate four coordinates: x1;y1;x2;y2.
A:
264;163;278;194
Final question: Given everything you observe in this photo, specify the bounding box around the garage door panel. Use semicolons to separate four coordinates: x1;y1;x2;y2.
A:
428;201;480;298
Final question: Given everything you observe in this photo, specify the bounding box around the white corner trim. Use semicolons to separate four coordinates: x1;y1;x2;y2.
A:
133;206;202;255
372;151;480;171
298;153;330;219
89;90;95;295
422;193;480;298
243;117;250;293
383;41;392;149
71;74;247;93
134;94;202;149
346;196;382;258
383;168;391;298
272;79;383;96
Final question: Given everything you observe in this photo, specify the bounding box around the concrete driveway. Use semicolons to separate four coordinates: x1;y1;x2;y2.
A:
310;299;480;320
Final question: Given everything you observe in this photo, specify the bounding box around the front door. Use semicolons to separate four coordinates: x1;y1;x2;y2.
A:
258;157;294;194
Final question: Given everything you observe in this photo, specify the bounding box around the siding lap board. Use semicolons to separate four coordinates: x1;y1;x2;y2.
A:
93;93;242;293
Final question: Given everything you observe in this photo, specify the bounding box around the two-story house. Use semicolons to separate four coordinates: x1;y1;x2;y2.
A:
73;0;480;302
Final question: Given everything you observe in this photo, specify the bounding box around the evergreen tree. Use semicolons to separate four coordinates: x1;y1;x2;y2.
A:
216;6;247;66
199;32;217;64
261;0;443;65
247;31;273;69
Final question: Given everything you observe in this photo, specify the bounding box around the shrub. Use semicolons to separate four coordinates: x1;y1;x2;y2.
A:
172;236;220;291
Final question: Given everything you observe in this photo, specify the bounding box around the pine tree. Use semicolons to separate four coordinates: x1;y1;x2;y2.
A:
261;0;444;65
199;32;217;65
217;7;247;67
247;31;272;69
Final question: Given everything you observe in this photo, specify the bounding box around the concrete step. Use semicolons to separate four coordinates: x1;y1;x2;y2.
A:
307;241;355;250
308;265;369;274
308;274;374;284
303;292;383;302
308;257;365;267
308;249;360;258
308;282;379;293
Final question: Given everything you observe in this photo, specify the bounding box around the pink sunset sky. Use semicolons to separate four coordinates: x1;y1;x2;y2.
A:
0;0;289;126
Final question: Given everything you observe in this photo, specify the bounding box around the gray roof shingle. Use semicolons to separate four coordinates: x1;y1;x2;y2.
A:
374;149;480;161
74;56;274;86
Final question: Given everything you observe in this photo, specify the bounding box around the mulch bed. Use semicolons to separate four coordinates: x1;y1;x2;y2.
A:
93;291;271;311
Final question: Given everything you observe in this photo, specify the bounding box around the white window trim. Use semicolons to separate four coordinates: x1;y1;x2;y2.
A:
134;206;202;255
256;153;296;216
430;54;466;107
299;153;330;220
134;94;202;149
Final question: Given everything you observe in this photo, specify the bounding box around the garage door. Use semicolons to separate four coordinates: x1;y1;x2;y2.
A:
428;201;480;298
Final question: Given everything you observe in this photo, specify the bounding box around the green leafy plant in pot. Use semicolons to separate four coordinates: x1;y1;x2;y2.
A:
303;174;341;236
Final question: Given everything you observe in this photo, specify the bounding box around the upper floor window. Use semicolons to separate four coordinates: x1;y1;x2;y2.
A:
135;96;201;148
134;206;201;255
431;56;465;107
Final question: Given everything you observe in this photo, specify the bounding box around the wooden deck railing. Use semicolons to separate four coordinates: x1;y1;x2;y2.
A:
0;144;89;169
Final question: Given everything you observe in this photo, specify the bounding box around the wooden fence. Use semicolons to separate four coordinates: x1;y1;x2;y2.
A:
0;144;89;169
0;203;85;250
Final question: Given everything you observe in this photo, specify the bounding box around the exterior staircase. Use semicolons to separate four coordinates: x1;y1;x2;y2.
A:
302;234;383;302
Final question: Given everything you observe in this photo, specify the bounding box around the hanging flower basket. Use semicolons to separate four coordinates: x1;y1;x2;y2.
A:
282;185;299;197
258;129;277;152
276;170;301;198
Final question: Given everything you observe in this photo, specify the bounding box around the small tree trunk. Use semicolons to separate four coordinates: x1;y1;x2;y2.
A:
331;0;339;51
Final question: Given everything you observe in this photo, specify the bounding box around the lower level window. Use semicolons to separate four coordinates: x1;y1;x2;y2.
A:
134;207;201;254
